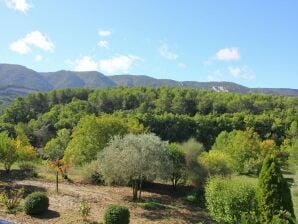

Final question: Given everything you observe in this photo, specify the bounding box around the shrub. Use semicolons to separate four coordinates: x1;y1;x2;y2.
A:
81;161;103;184
0;187;24;213
205;176;257;224
185;190;205;207
79;200;91;221
24;192;49;215
104;205;130;224
257;156;295;223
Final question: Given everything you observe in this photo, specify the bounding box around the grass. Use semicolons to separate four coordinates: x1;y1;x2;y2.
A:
137;200;168;210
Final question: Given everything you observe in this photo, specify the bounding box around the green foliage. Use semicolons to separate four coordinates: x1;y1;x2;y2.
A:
257;156;295;223
0;131;17;172
137;201;167;210
205;176;257;224
0;187;24;212
167;143;186;189
99;133;171;200
104;204;130;224
198;150;233;176
18;162;38;177
182;138;207;187
79;200;91;221
211;129;262;174
24;192;49;215
81;160;103;184
64;114;143;165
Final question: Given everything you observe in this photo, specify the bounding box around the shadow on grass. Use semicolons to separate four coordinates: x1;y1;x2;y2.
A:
0;169;36;182
30;209;60;220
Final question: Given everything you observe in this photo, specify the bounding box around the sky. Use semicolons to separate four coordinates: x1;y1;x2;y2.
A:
1;0;298;88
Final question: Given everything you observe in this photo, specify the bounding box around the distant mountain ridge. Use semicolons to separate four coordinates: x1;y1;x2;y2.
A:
0;63;297;97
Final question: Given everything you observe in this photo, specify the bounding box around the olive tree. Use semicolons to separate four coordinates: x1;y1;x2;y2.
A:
99;133;172;200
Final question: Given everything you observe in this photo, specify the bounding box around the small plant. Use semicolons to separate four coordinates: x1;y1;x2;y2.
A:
104;204;130;224
24;192;49;215
0;187;24;213
79;200;91;221
81;161;103;185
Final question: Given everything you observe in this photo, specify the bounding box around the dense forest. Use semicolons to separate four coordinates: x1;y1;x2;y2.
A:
1;86;298;223
1;86;298;149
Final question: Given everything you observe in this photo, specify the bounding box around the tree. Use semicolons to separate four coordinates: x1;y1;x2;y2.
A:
181;138;206;187
257;156;295;223
167;143;186;190
44;129;71;192
212;129;262;174
198;150;233;176
99;133;171;200
64;115;144;165
0;131;17;173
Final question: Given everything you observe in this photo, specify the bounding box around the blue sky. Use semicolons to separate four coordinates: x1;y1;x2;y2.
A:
1;0;298;88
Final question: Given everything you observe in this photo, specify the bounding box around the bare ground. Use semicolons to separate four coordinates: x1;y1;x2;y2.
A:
0;179;213;224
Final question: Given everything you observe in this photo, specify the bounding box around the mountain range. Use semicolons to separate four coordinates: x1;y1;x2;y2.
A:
0;64;298;101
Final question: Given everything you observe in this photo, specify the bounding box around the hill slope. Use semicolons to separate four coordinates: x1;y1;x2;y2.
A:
0;64;297;100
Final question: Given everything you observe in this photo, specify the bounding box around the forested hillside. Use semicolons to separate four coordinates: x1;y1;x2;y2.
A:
1;86;297;149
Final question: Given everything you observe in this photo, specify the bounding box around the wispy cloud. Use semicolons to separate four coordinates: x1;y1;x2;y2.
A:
216;47;240;61
10;31;54;54
5;0;31;13
228;66;255;80
99;55;141;74
207;70;224;81
159;42;178;60
35;54;43;62
98;30;112;37
178;63;186;69
98;40;109;49
74;56;98;71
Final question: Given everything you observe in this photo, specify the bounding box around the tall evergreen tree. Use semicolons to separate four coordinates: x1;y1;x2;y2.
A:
257;155;295;223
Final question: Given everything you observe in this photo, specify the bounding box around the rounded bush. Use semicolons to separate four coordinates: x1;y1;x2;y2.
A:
24;192;49;215
205;176;257;224
104;205;130;224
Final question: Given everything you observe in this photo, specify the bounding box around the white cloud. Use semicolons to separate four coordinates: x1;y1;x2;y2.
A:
35;54;43;61
228;66;256;80
216;47;240;61
159;42;178;60
10;31;54;54
74;56;98;71
99;55;140;74
9;39;31;54
5;0;31;13
98;40;109;49
98;30;112;37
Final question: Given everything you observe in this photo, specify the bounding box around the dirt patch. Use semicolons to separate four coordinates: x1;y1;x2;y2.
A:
0;179;213;224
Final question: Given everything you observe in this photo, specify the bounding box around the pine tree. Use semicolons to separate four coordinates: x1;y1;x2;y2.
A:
257;155;295;223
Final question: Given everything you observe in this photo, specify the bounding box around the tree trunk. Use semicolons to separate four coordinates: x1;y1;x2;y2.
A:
56;171;59;193
138;178;143;200
132;180;138;201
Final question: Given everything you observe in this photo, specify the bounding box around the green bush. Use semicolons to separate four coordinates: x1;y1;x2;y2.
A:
205;176;257;224
24;192;49;215
81;161;103;185
104;205;130;224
